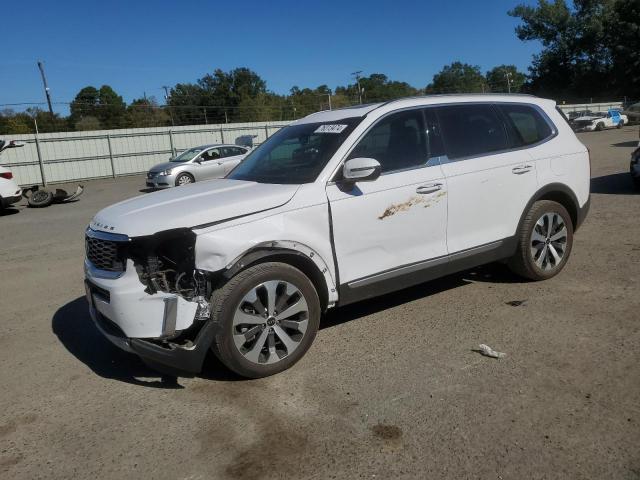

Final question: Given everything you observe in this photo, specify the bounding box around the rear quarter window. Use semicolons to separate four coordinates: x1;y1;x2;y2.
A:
497;104;554;146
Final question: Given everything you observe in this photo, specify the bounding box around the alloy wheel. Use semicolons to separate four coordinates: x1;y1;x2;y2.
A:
530;212;568;271
232;280;309;365
177;174;193;185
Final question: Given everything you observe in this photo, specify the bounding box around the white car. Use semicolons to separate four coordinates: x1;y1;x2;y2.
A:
146;144;250;188
0;141;23;209
572;110;628;131
84;95;591;378
0;165;22;209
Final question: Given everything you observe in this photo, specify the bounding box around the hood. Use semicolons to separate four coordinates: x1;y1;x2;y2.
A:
149;160;181;172
90;179;299;237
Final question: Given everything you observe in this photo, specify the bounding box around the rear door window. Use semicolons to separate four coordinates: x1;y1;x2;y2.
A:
436;104;509;160
221;147;234;157
232;147;248;155
497;104;553;146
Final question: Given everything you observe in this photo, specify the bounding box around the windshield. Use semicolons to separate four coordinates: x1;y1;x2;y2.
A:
171;147;204;162
227;118;362;184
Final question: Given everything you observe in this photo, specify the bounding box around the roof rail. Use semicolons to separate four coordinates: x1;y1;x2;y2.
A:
380;92;536;106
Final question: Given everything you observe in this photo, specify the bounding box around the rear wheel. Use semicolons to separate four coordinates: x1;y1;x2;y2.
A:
508;200;574;280
175;173;194;186
210;262;321;378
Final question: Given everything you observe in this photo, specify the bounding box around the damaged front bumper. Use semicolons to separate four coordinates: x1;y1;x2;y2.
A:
145;172;175;189
84;259;215;375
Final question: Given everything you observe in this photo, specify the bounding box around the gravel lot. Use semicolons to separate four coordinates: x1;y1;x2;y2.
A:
1;127;639;479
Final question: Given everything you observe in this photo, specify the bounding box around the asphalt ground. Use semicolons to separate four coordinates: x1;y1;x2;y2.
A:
0;126;638;479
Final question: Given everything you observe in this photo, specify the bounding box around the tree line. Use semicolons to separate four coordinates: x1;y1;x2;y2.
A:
1;0;637;135
0;64;528;134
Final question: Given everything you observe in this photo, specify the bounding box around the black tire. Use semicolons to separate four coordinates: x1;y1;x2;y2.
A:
27;189;54;208
508;200;574;281
175;173;194;186
617;120;624;129
210;262;321;378
595;122;605;131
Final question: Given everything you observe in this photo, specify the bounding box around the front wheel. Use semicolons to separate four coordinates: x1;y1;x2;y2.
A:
210;262;321;378
175;173;194;186
508;200;574;281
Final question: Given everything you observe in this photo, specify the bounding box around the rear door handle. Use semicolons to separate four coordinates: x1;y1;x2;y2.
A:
512;165;533;175
416;183;443;194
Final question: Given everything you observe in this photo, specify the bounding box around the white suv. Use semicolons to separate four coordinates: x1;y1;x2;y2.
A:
84;95;591;378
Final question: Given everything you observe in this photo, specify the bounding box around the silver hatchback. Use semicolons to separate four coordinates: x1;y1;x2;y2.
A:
146;144;249;188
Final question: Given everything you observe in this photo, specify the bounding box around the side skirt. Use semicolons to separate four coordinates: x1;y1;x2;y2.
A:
337;237;517;306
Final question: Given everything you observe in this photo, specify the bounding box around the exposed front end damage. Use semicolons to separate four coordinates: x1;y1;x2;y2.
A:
127;228;212;322
84;187;338;375
84;227;218;375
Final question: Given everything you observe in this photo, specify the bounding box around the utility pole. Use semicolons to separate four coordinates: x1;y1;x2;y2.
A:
317;92;332;111
504;70;513;94
37;61;54;117
352;71;363;104
161;86;175;126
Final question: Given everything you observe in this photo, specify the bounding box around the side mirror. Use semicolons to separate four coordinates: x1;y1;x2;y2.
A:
342;157;381;182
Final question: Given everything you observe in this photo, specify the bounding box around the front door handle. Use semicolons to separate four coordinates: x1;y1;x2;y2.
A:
512;165;533;175
416;183;443;194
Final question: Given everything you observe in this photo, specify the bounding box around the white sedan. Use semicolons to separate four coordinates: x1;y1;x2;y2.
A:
572;110;628;132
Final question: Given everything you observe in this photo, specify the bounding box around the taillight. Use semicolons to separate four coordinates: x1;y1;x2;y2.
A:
0;171;13;180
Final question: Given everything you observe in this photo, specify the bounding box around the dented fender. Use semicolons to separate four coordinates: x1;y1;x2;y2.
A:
192;200;338;306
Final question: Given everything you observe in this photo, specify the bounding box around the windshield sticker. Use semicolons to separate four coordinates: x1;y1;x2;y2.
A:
314;124;348;134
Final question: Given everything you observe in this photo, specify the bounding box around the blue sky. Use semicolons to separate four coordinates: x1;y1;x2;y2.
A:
1;0;540;112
